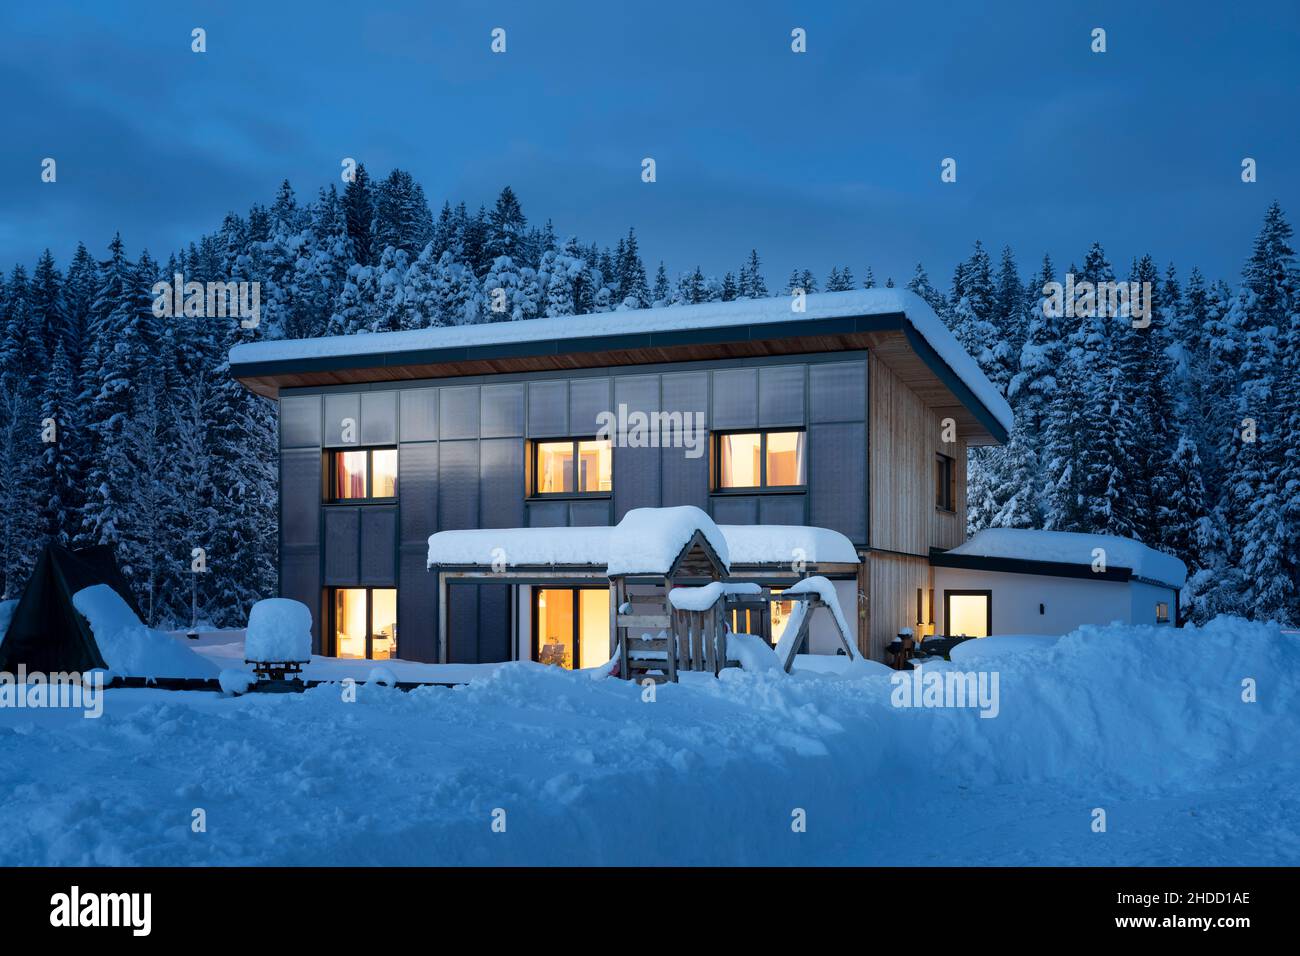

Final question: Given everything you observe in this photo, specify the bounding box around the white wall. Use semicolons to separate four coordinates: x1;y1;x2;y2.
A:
1129;580;1177;626
934;567;1146;636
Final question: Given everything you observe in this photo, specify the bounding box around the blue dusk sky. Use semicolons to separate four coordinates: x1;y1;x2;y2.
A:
2;0;1298;287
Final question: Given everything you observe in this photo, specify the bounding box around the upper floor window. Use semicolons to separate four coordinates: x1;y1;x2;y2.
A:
935;452;955;512
714;430;806;491
327;447;397;502
532;438;612;496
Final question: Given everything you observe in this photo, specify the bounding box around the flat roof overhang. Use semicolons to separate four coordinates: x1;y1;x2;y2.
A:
234;312;1007;445
431;561;861;584
928;548;1184;591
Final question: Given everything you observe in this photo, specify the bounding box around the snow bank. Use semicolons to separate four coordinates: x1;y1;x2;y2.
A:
949;634;1060;662
71;585;218;680
948;528;1187;588
721;525;859;566
668;581;760;611
607;506;729;576
2;616;1297;865
218;669;255;695
232;290;1012;435
244;598;312;663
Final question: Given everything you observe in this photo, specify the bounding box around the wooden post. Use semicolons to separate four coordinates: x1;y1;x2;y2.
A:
437;571;449;664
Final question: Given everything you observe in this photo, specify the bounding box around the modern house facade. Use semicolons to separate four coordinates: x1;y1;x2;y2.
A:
229;290;1014;665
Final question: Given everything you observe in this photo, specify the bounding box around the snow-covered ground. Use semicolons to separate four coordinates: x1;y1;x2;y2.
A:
1;617;1296;866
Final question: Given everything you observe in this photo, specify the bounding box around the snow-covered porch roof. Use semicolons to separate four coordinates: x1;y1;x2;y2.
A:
426;511;861;580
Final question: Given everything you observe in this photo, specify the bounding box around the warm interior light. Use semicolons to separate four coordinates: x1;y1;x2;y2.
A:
765;432;805;486
948;594;989;637
335;588;367;658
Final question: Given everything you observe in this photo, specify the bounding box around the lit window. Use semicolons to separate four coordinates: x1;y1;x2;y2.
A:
715;431;805;490
1156;602;1170;624
770;589;795;647
331;587;398;659
534;588;610;669
533;439;612;496
327;448;398;502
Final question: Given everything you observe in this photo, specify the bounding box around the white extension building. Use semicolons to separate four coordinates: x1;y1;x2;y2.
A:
929;529;1187;637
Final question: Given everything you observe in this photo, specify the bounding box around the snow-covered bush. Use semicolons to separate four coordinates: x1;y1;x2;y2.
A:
245;598;312;663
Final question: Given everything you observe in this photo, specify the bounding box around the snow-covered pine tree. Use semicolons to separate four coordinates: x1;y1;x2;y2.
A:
652;262;670;306
343;162;375;266
373;169;434;259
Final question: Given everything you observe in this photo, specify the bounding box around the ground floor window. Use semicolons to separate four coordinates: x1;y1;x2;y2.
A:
533;587;609;670
1156;601;1170;624
944;589;991;638
727;588;797;648
330;587;398;660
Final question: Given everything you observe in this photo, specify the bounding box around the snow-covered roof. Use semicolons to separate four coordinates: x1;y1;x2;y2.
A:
945;529;1187;589
230;289;1013;435
426;516;860;573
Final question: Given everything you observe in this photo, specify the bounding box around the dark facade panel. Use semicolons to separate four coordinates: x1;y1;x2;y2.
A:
447;583;479;664
569;377;612;436
569;498;613;527
809;421;867;544
280;395;322;448
281;448;321;548
359;507;397;585
661;446;708;511
711;367;758;429
527;500;568;527
710;495;758;525
480;383;525;438
527;380;569;437
323;507;360;585
323;393;361;447
361;391;398;445
759;365;806;427
810;361;867;423
398;546;437;663
399;388;438;442
281;547;321;649
759;493;808;526
398;441;438;545
438;440;480;530
477;584;512;663
613;375;661;520
439;385;480;440
480;438;525;528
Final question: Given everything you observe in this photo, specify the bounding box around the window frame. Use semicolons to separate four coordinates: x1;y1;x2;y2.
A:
326;586;398;660
530;586;609;670
710;428;808;494
324;446;398;504
943;588;992;638
1155;601;1170;624
935;451;956;513
528;436;613;499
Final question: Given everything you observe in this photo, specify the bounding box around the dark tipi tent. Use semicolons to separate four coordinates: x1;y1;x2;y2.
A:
0;544;144;674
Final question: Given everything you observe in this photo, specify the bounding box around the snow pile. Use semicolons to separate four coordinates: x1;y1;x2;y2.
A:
71;585;219;680
0;599;16;642
218;669;255;695
0;616;1296;865
606;506;729;576
726;632;780;671
721;526;859;566
948;528;1187;588
244;598;312;663
668;581;760;611
231;290;1012;436
949;634;1060;662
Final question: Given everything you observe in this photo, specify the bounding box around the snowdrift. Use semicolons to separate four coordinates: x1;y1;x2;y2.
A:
71;585;219;680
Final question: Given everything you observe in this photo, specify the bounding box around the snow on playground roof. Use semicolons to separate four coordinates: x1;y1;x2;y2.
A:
946;528;1187;589
426;513;860;573
606;506;729;576
229;289;1013;434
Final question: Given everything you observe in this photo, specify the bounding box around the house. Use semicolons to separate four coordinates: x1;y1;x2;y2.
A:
930;528;1187;636
229;288;1014;665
